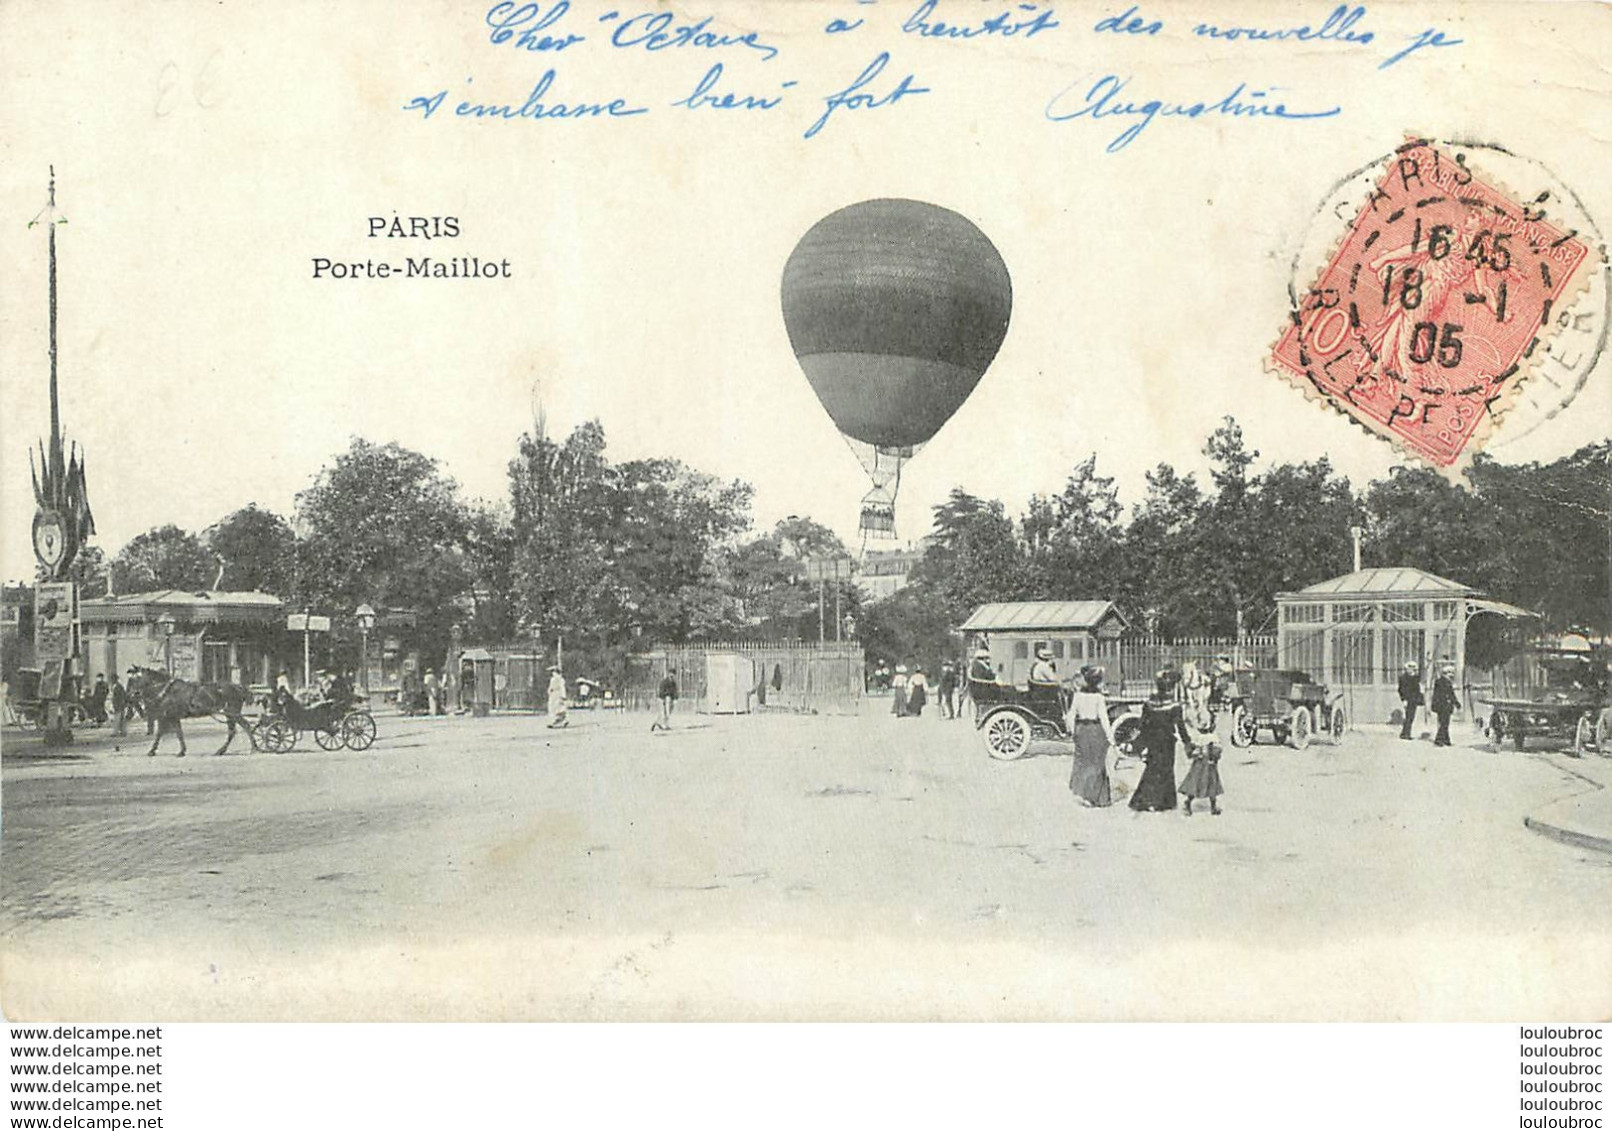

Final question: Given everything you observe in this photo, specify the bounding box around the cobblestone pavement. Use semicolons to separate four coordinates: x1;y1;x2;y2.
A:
3;706;1609;1020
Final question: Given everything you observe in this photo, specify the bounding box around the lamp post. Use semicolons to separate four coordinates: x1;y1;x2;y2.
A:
157;612;176;674
356;603;376;695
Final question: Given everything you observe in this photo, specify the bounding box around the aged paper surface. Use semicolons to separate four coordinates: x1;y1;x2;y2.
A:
2;0;1610;1021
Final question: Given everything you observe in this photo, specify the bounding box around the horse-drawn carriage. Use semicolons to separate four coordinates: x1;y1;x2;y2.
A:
1479;642;1611;755
254;689;377;753
970;679;1143;761
1225;669;1346;749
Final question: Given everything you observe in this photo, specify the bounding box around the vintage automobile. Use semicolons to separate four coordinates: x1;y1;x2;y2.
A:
969;679;1144;761
1480;642;1610;755
1225;668;1347;749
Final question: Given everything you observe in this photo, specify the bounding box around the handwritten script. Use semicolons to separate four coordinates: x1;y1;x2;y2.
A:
397;1;1465;147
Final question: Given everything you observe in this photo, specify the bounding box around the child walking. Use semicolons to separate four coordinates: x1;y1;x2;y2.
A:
1180;738;1224;816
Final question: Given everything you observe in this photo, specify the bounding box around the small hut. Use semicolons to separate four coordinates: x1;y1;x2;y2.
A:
1274;568;1539;723
960;601;1129;687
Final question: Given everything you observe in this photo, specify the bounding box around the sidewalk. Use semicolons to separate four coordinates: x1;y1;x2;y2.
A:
1524;748;1612;855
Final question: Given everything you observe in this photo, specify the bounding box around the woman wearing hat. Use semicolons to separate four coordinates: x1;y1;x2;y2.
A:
1067;666;1116;807
1131;669;1192;813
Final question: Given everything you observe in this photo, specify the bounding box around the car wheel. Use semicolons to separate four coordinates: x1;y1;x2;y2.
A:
984;711;1032;761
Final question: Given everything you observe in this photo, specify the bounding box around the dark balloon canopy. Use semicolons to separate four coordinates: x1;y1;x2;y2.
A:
781;198;1012;450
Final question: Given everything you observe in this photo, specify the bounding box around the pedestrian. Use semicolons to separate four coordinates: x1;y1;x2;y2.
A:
1131;670;1191;813
906;666;928;717
110;674;129;736
937;661;958;720
652;672;678;732
460;659;477;714
890;664;909;717
87;674;109;725
546;665;569;728
1397;661;1423;740
424;669;440;716
1067;666;1115;807
1432;662;1458;747
1180;739;1224;816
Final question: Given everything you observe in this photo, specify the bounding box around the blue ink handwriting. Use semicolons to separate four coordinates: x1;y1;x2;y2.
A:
1379;27;1462;68
673;63;796;110
1192;5;1373;44
1045;74;1340;152
402;72;648;121
601;10;781;61
804;52;930;139
1094;5;1162;35
825;16;865;33
901;0;1060;40
485;2;586;51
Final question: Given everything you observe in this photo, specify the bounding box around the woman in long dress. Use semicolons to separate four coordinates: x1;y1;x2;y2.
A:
1067;666;1115;807
1130;670;1192;812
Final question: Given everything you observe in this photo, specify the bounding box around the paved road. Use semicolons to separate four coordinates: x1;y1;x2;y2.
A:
3;705;1608;1020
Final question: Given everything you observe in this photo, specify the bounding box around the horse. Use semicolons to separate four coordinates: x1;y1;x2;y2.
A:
125;666;257;757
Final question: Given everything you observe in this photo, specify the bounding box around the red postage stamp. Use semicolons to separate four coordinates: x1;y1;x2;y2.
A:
1271;138;1599;475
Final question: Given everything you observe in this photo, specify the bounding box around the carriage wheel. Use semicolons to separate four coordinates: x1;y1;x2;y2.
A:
1328;705;1347;744
343;711;377;751
1574;715;1594;758
1230;706;1255;748
1112;716;1142;757
315;725;345;751
984;711;1032;761
1288;706;1312;750
262;719;297;753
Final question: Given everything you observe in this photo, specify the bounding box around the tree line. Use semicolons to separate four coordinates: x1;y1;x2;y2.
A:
859;420;1609;669
46;415;1610;681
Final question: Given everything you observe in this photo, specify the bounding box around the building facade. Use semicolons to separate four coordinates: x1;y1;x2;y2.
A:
79;590;286;688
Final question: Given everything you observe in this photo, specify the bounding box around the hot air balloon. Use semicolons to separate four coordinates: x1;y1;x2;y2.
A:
781;198;1012;541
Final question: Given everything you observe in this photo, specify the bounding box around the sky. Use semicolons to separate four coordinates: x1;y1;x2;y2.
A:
3;1;1609;584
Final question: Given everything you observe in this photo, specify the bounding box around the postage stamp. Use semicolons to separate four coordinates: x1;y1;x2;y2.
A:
1271;137;1604;477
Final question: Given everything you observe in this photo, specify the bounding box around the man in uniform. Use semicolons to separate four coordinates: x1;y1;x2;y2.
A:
1397;661;1423;740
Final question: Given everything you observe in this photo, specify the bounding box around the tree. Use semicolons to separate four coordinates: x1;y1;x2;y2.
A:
1022;456;1124;600
60;544;111;597
1121;463;1203;629
204;505;298;595
112;525;216;592
912;489;1026;623
294;438;474;663
727;517;851;639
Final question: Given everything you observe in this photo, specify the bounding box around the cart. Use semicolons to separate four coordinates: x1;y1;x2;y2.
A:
254;690;377;753
1479;644;1610;755
1226;669;1347;749
970;679;1144;761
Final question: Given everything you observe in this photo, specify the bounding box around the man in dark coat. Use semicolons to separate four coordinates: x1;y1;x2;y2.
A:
937;662;958;719
1397;661;1423;740
1431;662;1459;747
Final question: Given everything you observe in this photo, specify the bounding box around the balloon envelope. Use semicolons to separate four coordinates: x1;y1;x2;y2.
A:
781;199;1012;450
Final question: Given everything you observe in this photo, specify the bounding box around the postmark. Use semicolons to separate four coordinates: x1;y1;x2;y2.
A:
1271;137;1607;477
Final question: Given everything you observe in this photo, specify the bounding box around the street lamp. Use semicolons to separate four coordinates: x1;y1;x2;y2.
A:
157;612;176;674
356;603;376;695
